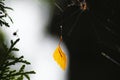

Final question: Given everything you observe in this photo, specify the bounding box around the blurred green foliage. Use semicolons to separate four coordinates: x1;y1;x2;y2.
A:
0;0;13;27
0;0;35;80
0;30;4;43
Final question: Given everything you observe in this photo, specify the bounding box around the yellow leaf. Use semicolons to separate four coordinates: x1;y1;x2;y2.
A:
53;44;67;70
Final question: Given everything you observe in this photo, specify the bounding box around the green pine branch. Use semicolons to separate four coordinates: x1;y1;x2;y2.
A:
0;0;36;80
0;39;36;80
0;0;13;27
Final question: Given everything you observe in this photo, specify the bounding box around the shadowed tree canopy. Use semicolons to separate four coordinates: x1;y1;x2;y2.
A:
49;0;120;80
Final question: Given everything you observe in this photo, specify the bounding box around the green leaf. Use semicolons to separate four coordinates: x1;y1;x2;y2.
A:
24;74;30;80
12;48;19;51
19;65;25;72
8;15;13;23
4;7;13;10
11;40;13;45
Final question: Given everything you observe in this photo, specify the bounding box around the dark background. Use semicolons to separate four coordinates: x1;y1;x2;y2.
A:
49;0;120;80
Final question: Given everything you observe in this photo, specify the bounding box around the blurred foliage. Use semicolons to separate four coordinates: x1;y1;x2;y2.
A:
0;0;35;80
0;39;35;80
0;0;13;27
0;29;4;42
